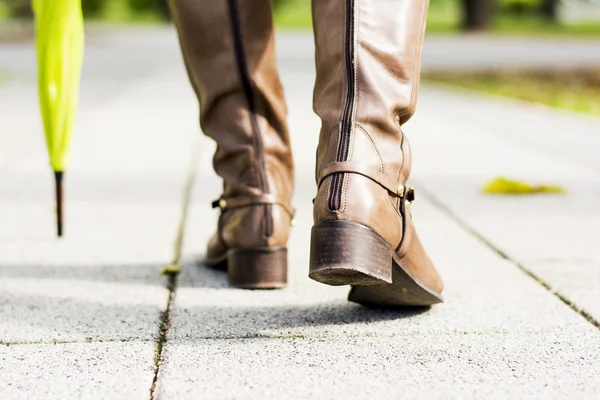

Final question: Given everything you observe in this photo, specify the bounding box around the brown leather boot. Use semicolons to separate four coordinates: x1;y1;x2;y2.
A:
170;0;294;289
309;0;444;306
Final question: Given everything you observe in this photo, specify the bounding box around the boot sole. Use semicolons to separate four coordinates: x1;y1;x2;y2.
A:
205;247;287;290
309;220;443;307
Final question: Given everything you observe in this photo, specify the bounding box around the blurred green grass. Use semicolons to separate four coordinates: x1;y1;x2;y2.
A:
272;0;458;31
273;0;312;29
97;0;165;23
273;0;600;36
0;4;8;19
423;69;600;115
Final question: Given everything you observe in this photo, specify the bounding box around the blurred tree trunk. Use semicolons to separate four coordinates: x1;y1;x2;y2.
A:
539;0;559;22
461;0;494;31
6;0;33;18
159;0;171;19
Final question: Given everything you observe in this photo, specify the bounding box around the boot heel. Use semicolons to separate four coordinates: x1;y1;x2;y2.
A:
309;221;393;286
228;247;287;289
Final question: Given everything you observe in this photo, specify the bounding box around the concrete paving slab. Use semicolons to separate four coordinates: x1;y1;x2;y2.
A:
527;259;600;320
157;334;600;399
0;51;197;345
413;88;600;172
0;204;180;344
408;86;600;324
0;341;155;400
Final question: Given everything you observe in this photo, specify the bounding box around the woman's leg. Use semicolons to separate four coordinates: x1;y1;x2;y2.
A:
309;0;444;306
169;0;294;289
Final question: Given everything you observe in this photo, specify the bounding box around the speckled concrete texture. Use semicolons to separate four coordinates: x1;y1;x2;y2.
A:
0;342;155;399
157;335;600;399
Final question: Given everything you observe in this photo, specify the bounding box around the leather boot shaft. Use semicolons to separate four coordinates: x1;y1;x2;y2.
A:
312;0;428;242
170;0;294;250
311;0;443;298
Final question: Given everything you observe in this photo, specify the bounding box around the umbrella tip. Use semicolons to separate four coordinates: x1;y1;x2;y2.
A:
54;171;64;238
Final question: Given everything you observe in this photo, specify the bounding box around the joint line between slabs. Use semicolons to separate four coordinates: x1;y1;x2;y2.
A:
149;142;199;400
0;338;156;347
418;183;600;331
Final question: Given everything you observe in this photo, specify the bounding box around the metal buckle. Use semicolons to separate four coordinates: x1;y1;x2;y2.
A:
396;186;415;209
211;198;227;213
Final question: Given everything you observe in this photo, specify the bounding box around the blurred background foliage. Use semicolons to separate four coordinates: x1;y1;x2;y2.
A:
0;0;170;21
424;68;600;116
1;0;599;34
1;0;598;115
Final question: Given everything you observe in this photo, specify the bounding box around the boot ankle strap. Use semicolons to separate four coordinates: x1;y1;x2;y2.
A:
212;194;295;219
318;161;414;200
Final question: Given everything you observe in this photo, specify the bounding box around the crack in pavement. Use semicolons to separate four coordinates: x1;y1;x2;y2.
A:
419;184;600;331
149;142;199;400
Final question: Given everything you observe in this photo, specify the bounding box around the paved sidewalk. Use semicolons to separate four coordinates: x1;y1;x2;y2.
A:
1;28;599;399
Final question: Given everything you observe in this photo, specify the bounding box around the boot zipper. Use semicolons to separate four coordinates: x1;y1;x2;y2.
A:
328;0;356;211
227;0;273;237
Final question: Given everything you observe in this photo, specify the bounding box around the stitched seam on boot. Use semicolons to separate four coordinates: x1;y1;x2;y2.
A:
356;125;384;174
396;130;406;186
317;124;339;184
395;134;408;252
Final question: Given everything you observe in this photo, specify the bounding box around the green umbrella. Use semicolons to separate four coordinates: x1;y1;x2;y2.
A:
33;0;85;237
